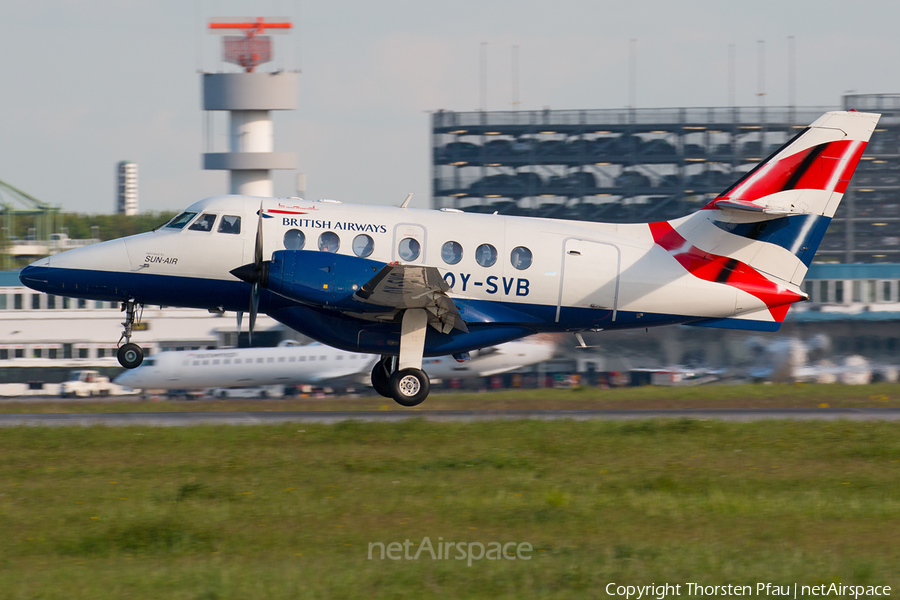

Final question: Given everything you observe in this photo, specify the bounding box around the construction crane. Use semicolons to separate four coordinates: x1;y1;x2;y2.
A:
0;180;60;269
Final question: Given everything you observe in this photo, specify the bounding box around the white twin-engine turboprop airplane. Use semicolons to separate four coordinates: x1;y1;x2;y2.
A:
20;111;879;407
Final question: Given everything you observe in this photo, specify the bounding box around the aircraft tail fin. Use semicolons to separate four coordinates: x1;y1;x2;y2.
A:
650;110;879;331
660;110;879;286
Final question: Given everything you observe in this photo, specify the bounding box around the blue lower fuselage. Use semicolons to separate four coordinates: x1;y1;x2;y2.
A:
18;265;713;357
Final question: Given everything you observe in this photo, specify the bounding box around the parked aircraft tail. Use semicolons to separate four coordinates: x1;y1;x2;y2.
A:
651;110;880;330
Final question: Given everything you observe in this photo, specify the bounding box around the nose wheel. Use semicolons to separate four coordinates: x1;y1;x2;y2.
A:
117;343;144;369
117;299;144;369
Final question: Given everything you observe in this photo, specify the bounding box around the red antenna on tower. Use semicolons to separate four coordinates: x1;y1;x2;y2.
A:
208;16;293;72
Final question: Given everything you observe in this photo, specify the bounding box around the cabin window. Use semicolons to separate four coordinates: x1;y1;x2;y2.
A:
278;356;285;362
475;244;498;267
218;215;242;234
47;295;56;309
398;238;420;261
0;295;6;310
78;299;86;309
14;349;23;358
32;295;41;310
318;231;340;253
13;294;22;310
166;212;198;230
62;297;70;309
510;246;533;270
97;348;106;358
352;234;374;257
78;348;88;359
0;349;7;360
284;229;306;250
441;241;463;265
189;214;217;232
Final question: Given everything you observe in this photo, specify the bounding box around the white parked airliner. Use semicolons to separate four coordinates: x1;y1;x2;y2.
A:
113;338;556;392
20;111;879;406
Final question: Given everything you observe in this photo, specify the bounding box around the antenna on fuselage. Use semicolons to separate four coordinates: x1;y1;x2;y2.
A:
399;193;413;208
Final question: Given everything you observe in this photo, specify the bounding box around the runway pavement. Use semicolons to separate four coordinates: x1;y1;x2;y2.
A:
1;407;900;426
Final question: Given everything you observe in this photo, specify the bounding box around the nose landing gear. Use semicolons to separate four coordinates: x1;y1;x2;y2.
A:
117;299;144;369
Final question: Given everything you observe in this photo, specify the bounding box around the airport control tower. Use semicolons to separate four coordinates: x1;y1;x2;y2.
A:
202;17;297;196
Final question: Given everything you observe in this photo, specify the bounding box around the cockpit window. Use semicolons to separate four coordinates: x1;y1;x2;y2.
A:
189;213;217;232
165;212;197;230
218;215;242;235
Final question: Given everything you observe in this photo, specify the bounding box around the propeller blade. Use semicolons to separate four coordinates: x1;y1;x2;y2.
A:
255;200;264;269
249;283;259;345
236;311;243;346
248;200;264;346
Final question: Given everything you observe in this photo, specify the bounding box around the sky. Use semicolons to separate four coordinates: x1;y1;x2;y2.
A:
2;0;899;215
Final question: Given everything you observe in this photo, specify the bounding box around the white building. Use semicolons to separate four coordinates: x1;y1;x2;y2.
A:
0;271;287;382
116;160;138;215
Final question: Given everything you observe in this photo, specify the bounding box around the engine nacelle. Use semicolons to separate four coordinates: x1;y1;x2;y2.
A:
265;250;385;308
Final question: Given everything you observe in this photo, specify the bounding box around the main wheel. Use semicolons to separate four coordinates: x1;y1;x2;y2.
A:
389;368;430;407
117;343;144;369
371;357;393;398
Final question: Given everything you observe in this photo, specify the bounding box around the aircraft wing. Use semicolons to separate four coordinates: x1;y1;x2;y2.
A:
355;264;469;334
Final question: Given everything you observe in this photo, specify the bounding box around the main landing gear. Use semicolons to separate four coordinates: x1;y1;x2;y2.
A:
117;299;144;369
371;356;431;407
369;309;432;407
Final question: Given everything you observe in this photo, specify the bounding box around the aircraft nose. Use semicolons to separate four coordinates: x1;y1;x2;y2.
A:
113;372;136;387
19;259;51;293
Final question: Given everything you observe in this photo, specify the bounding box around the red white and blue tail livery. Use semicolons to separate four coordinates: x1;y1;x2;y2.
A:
19;110;879;406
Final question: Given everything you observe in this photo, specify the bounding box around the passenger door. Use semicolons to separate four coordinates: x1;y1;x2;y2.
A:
556;238;620;323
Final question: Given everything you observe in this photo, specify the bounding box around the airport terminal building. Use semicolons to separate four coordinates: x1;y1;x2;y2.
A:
432;93;900;264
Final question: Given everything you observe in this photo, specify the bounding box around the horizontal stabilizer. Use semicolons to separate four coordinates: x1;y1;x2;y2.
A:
711;198;796;215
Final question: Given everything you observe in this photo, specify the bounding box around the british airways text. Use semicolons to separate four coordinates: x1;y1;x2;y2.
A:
282;218;387;234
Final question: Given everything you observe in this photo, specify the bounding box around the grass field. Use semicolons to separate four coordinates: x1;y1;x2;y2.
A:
2;419;900;598
3;382;900;413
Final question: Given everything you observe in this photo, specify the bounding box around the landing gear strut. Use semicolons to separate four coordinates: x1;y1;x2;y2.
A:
117;299;144;369
368;309;432;407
